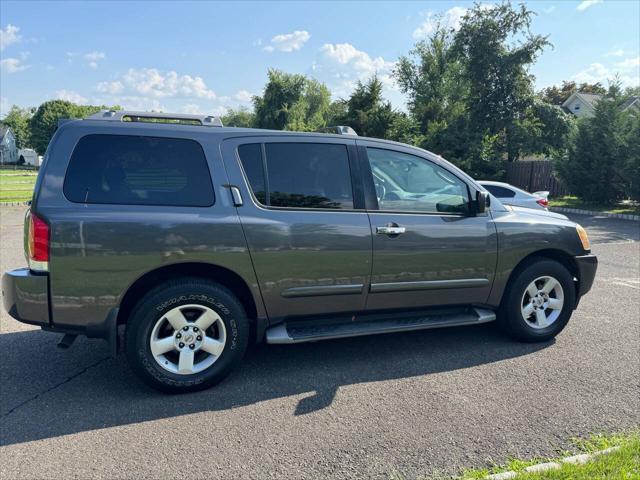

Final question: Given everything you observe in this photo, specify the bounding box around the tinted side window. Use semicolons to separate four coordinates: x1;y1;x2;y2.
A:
366;148;470;214
484;185;515;198
64;134;214;207
239;142;354;209
237;144;266;204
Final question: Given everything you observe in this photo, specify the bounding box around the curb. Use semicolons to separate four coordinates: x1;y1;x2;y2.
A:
551;207;639;221
484;446;620;479
0;201;31;207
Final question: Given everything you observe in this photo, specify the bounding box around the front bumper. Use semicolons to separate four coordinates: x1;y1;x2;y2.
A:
2;268;49;326
575;254;598;297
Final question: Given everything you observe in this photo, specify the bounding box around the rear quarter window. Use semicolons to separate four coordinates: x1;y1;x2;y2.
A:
63;134;214;207
484;184;516;198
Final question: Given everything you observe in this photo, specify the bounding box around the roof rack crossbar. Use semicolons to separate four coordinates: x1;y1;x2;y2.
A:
86;110;223;127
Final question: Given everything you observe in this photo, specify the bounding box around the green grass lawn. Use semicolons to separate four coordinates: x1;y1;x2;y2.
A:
550;195;640;215
0;169;38;203
460;431;640;480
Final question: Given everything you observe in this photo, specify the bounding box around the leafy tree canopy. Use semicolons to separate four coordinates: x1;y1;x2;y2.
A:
1;105;34;149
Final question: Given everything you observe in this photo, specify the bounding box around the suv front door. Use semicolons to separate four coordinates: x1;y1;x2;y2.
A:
222;136;371;320
359;141;497;311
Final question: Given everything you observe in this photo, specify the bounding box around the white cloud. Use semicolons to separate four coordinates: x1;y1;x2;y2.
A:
574;62;639;87
320;43;392;75
0;24;21;51
614;56;640;71
413;6;467;39
0;57;29;73
543;5;556;14
576;0;602;11
234;90;253;102
96;80;124;94
84;51;105;69
264;30;310;52
606;48;625;57
67;51;106;69
119;68;217;99
182;103;205;115
55;89;88;104
0;96;9;118
313;43;397;100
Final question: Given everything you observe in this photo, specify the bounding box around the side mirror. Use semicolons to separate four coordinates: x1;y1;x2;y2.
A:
476;191;490;214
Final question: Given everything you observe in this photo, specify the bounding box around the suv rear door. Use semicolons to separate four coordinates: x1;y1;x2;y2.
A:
221;136;372;320
357;140;497;311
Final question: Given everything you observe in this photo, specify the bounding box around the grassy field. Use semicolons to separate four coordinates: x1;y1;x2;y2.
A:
460;431;640;479
0;168;38;203
550;195;640;215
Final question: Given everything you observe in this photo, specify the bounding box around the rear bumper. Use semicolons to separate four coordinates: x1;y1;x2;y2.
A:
2;268;49;326
575;254;598;297
2;268;118;356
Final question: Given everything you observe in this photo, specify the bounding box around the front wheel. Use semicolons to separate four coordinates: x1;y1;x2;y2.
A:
125;278;249;393
498;259;576;342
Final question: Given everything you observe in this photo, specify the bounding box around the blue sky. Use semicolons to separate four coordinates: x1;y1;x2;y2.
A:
1;0;639;117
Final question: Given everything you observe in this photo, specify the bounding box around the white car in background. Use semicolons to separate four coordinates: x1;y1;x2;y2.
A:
479;181;549;211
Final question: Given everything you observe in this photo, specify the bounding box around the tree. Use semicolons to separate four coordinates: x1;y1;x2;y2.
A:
253;70;307;130
1;105;34;149
253;70;333;132
29;100;116;154
556;98;626;204
452;2;550;162
222;107;255;128
395;27;466;144
332;76;398;138
510;100;575;158
539;81;606;106
619;110;640;201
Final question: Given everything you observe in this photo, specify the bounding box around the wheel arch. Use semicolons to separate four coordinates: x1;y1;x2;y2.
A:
117;262;262;331
501;248;580;306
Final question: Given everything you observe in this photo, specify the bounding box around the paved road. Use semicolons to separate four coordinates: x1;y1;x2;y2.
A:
1;206;638;479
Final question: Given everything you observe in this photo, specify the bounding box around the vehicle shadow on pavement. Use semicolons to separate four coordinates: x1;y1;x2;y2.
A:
0;324;552;446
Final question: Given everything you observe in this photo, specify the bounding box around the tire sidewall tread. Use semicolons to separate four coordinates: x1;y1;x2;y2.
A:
125;277;249;393
499;259;576;342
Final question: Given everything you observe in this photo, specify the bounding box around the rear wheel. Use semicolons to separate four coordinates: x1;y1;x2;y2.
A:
125;278;249;393
499;259;576;342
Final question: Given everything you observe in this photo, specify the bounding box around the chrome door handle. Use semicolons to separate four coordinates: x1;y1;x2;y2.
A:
376;225;406;235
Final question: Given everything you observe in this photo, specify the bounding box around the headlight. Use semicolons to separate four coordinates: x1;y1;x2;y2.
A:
576;224;590;251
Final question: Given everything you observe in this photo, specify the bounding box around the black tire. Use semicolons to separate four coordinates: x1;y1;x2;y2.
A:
125;277;249;393
498;259;576;342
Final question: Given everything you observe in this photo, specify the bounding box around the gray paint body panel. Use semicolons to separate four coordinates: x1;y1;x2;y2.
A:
4;119;594;341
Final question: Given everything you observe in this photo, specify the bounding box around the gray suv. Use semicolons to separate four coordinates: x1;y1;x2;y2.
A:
2;110;597;392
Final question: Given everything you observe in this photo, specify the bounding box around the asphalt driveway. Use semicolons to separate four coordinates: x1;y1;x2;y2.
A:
0;206;638;479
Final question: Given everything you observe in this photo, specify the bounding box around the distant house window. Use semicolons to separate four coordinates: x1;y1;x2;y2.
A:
574;104;580;111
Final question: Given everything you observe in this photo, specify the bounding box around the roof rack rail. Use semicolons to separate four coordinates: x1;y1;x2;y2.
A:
316;126;358;136
86;110;224;127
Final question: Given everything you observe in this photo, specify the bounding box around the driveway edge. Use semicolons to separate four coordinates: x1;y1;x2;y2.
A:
484;446;620;479
551;207;639;221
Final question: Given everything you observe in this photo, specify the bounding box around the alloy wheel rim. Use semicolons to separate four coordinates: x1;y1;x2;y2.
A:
520;276;564;329
150;304;227;375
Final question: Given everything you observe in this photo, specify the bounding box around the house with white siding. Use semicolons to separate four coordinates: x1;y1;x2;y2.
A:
0;126;18;164
562;93;640;118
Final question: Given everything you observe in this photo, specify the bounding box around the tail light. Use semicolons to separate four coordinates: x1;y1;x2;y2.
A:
536;198;549;209
28;212;50;272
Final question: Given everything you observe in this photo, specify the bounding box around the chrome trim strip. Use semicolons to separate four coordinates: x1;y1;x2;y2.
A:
281;283;364;298
370;278;489;293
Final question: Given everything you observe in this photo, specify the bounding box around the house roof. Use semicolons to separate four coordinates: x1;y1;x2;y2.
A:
0;125;9;140
621;96;639;110
562;92;603;112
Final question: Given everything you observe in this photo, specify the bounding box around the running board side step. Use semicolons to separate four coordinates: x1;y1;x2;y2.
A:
265;308;496;345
